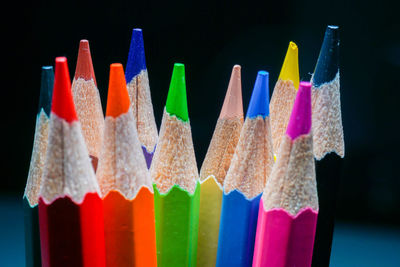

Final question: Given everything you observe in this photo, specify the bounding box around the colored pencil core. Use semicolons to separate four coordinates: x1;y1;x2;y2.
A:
106;63;131;118
313;26;339;87
286;81;312;139
38;66;54;117
219;65;243;119
166;63;189;121
74;40;96;84
52;57;78;122
278;41;299;89
246;71;270;118
126;28;147;83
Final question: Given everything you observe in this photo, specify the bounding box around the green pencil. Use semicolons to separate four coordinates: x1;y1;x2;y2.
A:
150;63;200;267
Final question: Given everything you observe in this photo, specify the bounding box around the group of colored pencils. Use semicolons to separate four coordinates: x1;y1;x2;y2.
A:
24;25;344;267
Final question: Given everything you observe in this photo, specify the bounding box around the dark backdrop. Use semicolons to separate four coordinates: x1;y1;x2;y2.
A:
4;0;400;226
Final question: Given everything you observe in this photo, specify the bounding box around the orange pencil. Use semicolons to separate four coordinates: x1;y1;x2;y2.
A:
71;40;104;170
96;63;157;267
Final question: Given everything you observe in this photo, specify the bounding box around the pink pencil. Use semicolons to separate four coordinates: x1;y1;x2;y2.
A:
252;81;318;267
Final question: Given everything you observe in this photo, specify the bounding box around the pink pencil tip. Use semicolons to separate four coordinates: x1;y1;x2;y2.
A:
286;81;312;140
219;65;243;119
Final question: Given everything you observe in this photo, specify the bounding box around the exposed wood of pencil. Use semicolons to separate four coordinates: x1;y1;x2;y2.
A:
200;65;243;185
223;116;274;199
24;111;50;206
270;42;299;154
312;75;344;160
41;58;100;204
270;79;297;153
127;70;158;153
71;40;104;167
150;109;198;194
97;63;152;198
262;133;318;214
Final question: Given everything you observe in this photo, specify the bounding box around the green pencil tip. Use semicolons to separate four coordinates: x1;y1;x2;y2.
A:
166;63;189;121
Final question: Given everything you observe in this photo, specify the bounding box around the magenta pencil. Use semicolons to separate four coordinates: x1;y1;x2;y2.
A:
252;81;318;267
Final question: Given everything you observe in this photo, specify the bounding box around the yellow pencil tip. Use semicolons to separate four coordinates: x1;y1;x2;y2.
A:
278;41;300;89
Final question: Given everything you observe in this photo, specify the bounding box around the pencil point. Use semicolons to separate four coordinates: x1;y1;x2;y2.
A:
38;66;54;117
246;71;270;118
278;41;300;89
52;57;78;122
286;81;312;139
106;63;131;118
74;40;96;83
126;28;147;83
313;25;339;87
219;65;243;119
166;63;189;121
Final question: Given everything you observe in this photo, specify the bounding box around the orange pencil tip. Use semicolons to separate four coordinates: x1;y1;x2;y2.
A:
74;40;96;83
106;63;131;118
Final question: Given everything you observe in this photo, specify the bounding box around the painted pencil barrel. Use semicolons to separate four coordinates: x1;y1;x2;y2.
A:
154;182;200;267
103;187;157;267
38;193;106;267
216;190;261;267
23;198;41;267
197;176;223;266
252;201;318;267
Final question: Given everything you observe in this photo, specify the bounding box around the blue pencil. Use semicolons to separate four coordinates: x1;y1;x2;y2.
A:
216;71;275;266
125;28;158;168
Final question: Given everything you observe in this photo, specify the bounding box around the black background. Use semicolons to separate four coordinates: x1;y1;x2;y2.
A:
4;0;400;227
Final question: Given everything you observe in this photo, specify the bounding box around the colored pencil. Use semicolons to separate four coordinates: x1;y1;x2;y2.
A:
252;81;318;267
216;71;274;267
197;65;244;267
23;66;54;267
311;25;344;160
96;63;157;267
38;57;106;267
126;28;158;168
71;40;105;170
270;42;299;154
150;63;200;267
311;25;344;267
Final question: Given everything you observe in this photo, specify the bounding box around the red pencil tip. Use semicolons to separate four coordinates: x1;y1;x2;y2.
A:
74;40;96;84
51;57;78;122
106;63;131;118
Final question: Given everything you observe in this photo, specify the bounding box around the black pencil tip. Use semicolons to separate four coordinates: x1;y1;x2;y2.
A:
313;25;340;87
38;66;54;117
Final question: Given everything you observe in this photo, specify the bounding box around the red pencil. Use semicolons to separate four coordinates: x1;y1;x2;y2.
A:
38;57;106;267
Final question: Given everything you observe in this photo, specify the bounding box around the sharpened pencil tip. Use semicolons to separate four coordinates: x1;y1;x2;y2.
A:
106;63;131;118
166;63;189;122
52;57;78;122
278;41;300;89
38;66;54;117
286;81;312;139
74;40;96;83
313;26;340;87
219;65;243;119
126;28;147;83
246;71;270;118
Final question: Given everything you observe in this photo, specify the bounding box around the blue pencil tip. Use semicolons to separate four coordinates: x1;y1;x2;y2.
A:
38;66;54;117
246;71;270;118
125;28;147;83
313;25;339;87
